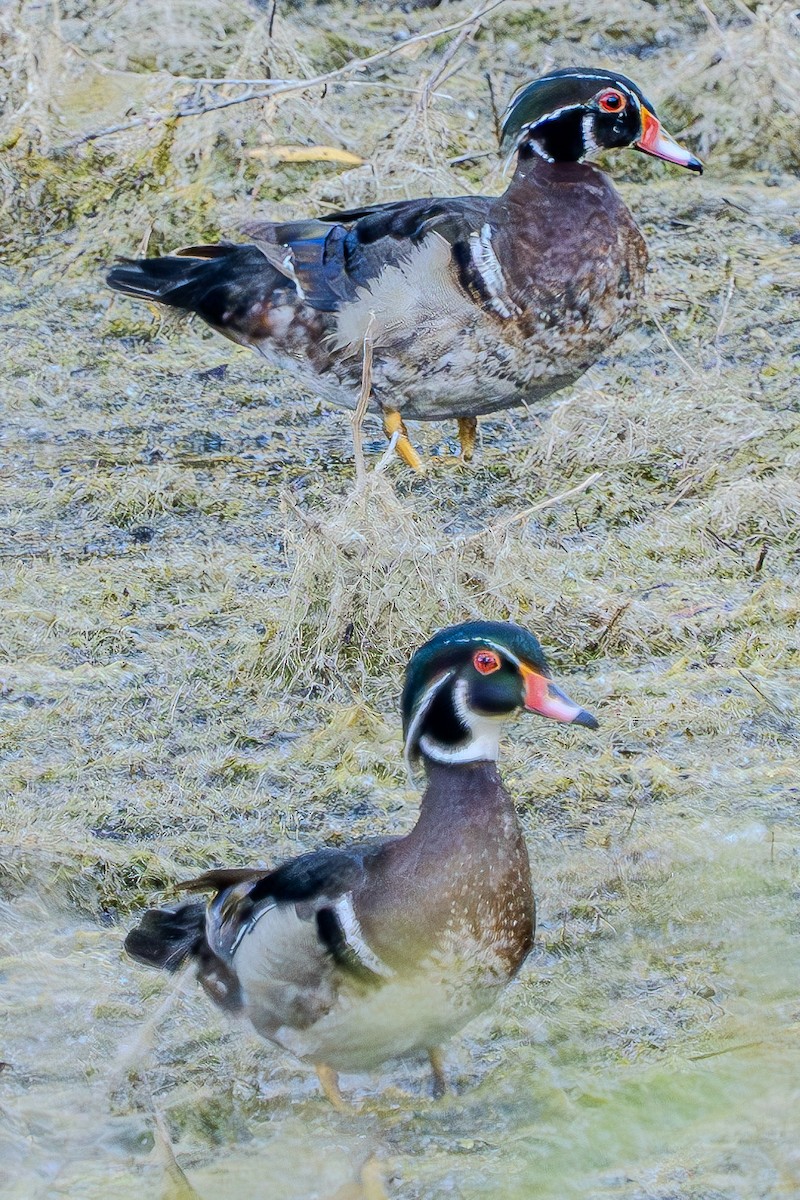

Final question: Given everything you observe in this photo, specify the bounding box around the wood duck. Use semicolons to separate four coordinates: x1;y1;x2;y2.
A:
125;621;598;1108
107;67;701;470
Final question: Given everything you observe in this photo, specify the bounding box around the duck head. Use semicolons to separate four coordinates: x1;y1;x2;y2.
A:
501;67;703;174
402;620;598;770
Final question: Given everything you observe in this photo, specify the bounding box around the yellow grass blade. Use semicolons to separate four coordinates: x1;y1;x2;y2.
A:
249;144;365;165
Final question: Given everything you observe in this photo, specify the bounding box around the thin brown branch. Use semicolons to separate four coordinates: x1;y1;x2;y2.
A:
152;1106;204;1199
688;1040;764;1062
650;313;700;377
713;268;735;372
585;598;633;653
60;0;509;149
484;70;502;145
448;148;494;164
416;18;475;112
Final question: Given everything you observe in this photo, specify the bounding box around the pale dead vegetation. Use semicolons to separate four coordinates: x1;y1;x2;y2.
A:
1;0;800;1198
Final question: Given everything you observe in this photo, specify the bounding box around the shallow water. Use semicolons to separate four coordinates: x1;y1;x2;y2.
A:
3;797;799;1198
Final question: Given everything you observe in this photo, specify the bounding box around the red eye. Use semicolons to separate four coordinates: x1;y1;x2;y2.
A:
473;650;501;675
598;89;625;113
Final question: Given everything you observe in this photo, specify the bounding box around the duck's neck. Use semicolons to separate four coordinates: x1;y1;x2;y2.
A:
417;726;500;766
413;758;518;837
506;149;599;191
362;758;532;971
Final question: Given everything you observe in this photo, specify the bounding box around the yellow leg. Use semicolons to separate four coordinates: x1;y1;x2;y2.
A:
383;409;424;472
315;1063;350;1112
457;416;477;462
428;1047;447;1100
359;1157;389;1200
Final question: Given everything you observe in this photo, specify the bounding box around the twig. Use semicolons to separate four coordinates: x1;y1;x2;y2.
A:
429;54;471;97
281;489;325;534
152;1106;205;1199
449;148;495;164
60;0;509;148
694;0;726;41
484;70;502;145
650;313;700;377
457;471;602;546
108;962;194;1090
721;197;751;215
586;598;633;652
374;430;400;476
351;316;375;492
713;268;735;372
737;669;786;716
688;1040;763;1062
159;79;455;96
622;804;638;838
704;525;740;555
416;19;474;112
662;475;699;512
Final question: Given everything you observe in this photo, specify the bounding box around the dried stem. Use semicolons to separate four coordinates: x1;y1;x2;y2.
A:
737;669;786;716
457;471;602;546
351;316;375;492
485;70;502;145
60;0;508;149
650;313;700;378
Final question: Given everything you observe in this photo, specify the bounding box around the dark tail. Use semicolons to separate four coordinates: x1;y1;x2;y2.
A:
125;901;244;1012
106;244;286;330
124;902;206;972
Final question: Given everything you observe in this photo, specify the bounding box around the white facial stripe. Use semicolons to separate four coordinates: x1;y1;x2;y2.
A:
407;636;540;766
419;678;503;765
418;634;523;669
504;76;641;147
511;101;581;137
404;668;456;774
503;94;586;125
525;140;554;164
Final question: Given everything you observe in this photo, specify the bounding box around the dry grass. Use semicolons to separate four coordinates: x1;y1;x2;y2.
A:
1;0;800;1197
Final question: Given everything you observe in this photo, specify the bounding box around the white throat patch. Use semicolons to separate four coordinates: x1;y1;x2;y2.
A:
581;111;599;159
419;678;503;765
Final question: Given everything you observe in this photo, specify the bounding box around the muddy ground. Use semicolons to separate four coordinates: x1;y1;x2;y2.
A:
1;0;799;1197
